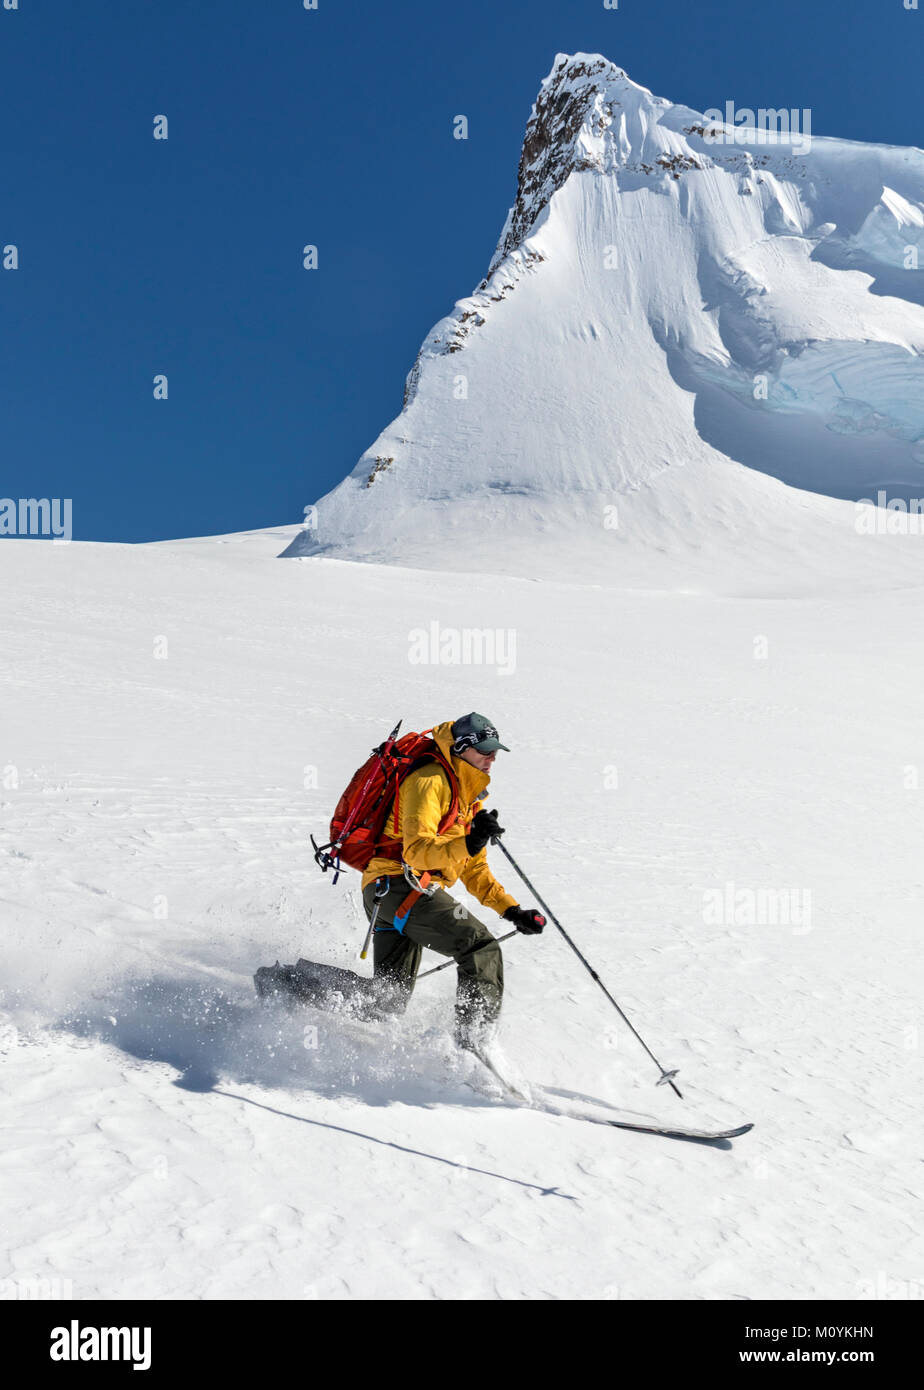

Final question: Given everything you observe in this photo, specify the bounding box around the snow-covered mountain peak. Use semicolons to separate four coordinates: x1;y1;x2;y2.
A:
493;52;672;266
285;54;924;593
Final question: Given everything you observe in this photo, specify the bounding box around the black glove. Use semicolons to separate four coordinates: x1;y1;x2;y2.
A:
465;808;505;855
503;905;546;934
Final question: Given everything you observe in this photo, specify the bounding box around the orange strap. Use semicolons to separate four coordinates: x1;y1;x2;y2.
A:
393;871;432;930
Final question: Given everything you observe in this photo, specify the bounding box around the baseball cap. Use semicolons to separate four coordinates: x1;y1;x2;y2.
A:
451;712;510;755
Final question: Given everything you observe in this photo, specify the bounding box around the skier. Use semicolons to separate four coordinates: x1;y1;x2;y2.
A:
362;712;545;1050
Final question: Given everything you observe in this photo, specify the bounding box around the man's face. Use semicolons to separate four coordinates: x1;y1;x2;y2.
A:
459;746;497;773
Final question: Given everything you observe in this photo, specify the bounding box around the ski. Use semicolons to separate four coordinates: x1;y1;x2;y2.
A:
600;1117;753;1142
534;1095;752;1144
254;957;380;1020
529;1092;753;1143
468;1052;753;1143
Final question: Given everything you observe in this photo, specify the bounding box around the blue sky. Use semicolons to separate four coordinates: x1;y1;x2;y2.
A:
1;0;920;542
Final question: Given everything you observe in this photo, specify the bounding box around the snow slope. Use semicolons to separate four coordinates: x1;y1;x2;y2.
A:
2;529;922;1299
285;54;924;589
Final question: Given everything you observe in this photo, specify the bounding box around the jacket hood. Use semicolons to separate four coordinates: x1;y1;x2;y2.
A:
431;719;491;802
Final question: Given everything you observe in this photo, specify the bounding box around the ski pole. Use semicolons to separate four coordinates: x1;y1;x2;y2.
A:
417;930;518;979
494;839;683;1100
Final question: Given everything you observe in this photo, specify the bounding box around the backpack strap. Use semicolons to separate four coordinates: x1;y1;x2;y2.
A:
374;742;460;861
432;749;461;831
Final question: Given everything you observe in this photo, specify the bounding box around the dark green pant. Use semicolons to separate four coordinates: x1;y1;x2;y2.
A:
362;876;504;1044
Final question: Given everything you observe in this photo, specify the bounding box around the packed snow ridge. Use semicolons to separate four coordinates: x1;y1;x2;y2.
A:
286;53;924;586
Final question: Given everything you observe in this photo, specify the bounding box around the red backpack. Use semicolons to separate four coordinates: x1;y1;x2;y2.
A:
311;721;459;882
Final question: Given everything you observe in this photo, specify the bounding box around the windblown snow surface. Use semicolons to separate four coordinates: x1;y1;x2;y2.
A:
2;524;923;1300
3;53;924;1301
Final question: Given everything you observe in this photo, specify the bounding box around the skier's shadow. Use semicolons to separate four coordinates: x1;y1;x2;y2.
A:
214;1088;577;1200
55;976;581;1191
57;975;246;1093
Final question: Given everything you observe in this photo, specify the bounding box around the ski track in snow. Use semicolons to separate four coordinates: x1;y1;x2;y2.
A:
1;529;922;1299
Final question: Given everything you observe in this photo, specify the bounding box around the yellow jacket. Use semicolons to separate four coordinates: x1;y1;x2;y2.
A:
361;720;517;917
